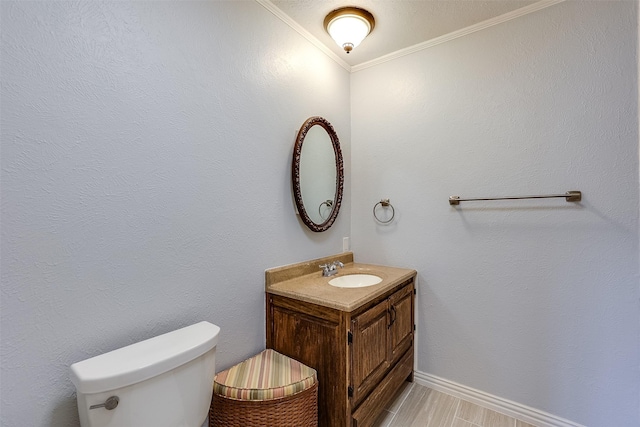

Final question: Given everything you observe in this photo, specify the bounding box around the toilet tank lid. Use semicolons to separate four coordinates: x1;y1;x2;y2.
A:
70;321;220;394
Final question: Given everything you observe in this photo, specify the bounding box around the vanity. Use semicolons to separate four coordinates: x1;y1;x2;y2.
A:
265;252;417;427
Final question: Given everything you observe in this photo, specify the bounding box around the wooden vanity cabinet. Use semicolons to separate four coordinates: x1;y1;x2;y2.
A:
266;278;415;427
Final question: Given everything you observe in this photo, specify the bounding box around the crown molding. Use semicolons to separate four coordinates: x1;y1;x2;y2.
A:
257;0;565;74
352;0;565;72
255;0;351;72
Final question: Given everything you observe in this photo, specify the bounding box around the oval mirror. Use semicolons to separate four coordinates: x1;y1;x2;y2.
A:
292;116;344;232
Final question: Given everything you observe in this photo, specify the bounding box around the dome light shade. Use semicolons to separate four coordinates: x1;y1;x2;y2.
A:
324;7;375;54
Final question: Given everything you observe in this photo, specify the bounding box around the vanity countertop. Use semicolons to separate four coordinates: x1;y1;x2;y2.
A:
265;253;416;312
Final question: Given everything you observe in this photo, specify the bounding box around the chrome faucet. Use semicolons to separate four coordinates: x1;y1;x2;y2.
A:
320;261;344;277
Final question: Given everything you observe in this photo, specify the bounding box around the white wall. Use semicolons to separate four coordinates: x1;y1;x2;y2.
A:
0;1;350;425
351;1;638;426
3;1;638;426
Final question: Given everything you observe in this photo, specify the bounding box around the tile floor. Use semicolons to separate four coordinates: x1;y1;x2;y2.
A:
373;382;538;427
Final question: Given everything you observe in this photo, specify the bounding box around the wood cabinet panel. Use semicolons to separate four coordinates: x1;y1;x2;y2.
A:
266;277;415;427
351;300;389;404
351;349;414;427
267;295;349;427
389;284;414;364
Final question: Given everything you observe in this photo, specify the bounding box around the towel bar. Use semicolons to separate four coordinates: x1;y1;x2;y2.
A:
449;191;581;206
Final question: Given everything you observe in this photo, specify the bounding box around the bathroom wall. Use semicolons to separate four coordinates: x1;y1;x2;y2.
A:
0;1;350;425
351;1;638;426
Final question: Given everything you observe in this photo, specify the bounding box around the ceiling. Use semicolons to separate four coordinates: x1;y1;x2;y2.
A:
269;0;541;67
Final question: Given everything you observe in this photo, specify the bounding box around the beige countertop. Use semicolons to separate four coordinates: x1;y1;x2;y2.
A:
265;253;416;312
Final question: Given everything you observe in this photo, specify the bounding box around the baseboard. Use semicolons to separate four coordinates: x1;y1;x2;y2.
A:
413;371;586;427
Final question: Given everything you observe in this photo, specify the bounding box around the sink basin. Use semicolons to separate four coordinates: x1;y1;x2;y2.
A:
328;274;382;288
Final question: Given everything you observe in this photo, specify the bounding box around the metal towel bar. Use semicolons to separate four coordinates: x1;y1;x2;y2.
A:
449;191;581;206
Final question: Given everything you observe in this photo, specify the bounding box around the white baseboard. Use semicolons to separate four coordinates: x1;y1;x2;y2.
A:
413;371;586;427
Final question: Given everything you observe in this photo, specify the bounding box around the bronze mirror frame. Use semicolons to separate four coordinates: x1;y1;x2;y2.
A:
292;116;344;232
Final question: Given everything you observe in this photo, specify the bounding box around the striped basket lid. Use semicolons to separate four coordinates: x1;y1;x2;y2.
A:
214;349;317;401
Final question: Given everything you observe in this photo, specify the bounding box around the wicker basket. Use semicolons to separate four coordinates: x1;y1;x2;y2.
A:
209;349;318;427
210;381;318;427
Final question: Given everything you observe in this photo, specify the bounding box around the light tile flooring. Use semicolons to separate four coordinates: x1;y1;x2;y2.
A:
373;382;538;427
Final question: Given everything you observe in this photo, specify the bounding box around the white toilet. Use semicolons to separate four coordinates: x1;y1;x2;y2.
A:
70;321;220;427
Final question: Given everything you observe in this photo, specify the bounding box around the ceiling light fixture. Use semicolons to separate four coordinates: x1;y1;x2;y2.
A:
323;7;375;54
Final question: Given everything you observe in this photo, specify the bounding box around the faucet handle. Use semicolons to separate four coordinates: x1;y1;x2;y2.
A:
320;261;343;277
319;264;332;277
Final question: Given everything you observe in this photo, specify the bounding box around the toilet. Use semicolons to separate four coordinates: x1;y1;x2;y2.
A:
70;321;220;427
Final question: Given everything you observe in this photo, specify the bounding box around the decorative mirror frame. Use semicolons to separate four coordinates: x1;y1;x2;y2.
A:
292;116;344;232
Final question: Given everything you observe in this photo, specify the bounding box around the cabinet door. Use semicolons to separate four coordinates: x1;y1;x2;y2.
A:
389;282;414;364
351;300;389;404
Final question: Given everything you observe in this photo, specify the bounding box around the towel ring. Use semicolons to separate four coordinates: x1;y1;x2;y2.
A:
318;199;333;219
373;199;395;224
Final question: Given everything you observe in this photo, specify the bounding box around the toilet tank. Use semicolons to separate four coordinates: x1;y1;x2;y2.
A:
70;321;220;427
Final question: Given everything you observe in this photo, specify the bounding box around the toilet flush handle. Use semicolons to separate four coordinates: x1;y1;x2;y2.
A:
89;396;119;410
